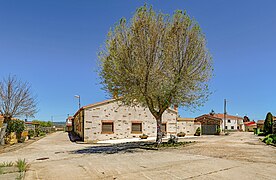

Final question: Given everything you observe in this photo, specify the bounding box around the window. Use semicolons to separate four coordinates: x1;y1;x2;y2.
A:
102;122;113;133
225;126;228;129
131;123;142;133
161;123;167;132
231;126;234;130
237;126;240;130
228;119;231;123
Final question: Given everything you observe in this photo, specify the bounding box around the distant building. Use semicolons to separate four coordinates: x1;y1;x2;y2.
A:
244;121;257;132
65;116;73;132
213;114;244;131
256;120;265;131
195;114;222;135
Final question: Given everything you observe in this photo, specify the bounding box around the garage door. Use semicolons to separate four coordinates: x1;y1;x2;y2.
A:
202;125;217;135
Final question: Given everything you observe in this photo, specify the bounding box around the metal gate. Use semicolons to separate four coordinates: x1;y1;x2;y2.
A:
202;125;217;135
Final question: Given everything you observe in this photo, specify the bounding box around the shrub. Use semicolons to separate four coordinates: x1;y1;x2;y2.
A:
262;134;276;145
258;132;266;136
16;159;27;172
168;134;178;144
194;127;201;136
7;120;25;135
18;136;26;143
216;127;221;135
39;132;46;136
28;129;35;138
0;161;14;167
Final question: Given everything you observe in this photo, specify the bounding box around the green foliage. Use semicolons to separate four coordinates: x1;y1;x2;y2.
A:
258;132;266;136
32;120;53;127
216;127;221;135
0;161;14;167
39;131;46;136
262;134;276;145
6;119;25;134
168;134;178;144
28;129;34;138
99;5;212;143
194;127;201;136
264;112;273;135
16;159;27;172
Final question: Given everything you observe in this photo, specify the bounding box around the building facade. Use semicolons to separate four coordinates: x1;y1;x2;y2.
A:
177;118;200;135
213;114;244;131
195;114;222;135
73;99;178;143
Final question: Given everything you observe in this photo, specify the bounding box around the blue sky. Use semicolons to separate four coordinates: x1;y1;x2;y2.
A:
0;0;275;121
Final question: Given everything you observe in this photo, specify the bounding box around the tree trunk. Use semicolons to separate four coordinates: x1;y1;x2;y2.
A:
0;123;7;145
156;116;163;145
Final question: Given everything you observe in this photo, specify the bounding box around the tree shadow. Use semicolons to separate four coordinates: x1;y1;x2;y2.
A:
71;142;156;154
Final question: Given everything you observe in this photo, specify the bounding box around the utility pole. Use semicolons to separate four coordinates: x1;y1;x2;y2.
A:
224;99;227;133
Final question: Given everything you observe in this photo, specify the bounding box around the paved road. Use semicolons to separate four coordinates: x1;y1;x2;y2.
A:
0;132;275;179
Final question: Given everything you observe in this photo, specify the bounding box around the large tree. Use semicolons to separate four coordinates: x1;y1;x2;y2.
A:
264;112;273;134
99;6;212;143
0;75;37;144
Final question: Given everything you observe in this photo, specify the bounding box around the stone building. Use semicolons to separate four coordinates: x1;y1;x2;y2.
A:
195;114;222;135
72;99;178;143
176;118;200;135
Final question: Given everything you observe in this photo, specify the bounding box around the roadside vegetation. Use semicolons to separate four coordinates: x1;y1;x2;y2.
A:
262;134;276;146
0;159;28;179
257;112;276;146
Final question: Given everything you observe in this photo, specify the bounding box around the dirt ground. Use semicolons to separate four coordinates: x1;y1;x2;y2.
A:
0;131;275;180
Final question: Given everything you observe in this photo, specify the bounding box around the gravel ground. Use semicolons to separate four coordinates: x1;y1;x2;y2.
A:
0;131;275;179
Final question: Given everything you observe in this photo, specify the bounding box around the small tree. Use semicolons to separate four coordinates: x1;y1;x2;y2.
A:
243;116;250;122
264;112;273;135
0;75;37;144
7;119;25;136
99;6;212;143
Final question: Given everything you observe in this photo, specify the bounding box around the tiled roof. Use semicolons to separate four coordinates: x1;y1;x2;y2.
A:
195;114;222;121
257;120;265;124
213;113;243;120
244;121;256;126
74;98;178;117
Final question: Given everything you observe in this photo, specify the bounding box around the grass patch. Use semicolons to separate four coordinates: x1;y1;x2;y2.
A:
16;159;28;172
0;161;14;167
144;141;195;149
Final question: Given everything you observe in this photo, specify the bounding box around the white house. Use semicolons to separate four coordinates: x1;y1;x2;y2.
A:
213;114;244;131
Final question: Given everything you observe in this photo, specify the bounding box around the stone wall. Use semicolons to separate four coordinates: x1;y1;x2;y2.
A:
177;120;199;135
82;101;178;142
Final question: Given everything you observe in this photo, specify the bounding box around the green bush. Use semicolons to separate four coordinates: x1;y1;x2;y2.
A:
177;132;186;137
216;127;221;135
168;134;178;144
262;134;276;145
18;136;26;143
7;120;25;135
39;132;46;136
28;129;35;138
258;132;266;136
16;159;27;172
